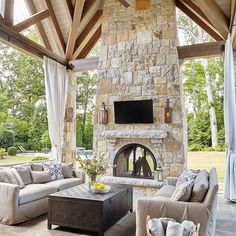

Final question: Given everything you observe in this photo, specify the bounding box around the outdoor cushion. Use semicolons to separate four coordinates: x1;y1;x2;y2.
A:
19;184;57;205
190;170;209;202
0;168;25;189
14;164;32;185
42;162;64;180
31;170;52;183
176;169;197;187
31;163;43;171
155;185;176;198
62;163;73;178
45;177;82;191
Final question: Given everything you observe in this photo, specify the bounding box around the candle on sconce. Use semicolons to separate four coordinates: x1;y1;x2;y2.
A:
164;99;172;123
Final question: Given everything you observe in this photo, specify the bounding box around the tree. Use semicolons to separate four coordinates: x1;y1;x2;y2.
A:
76;72;97;149
178;10;224;148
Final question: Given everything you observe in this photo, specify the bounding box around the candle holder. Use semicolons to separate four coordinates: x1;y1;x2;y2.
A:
99;102;108;124
164;99;172;123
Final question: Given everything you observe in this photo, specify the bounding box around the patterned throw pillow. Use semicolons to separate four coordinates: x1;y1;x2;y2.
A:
42;162;64;180
0;168;25;188
176;169;197;187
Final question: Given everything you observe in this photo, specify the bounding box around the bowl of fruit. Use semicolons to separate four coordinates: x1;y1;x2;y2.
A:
90;182;111;194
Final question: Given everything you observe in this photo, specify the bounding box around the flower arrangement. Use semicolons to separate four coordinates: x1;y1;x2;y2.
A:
76;155;108;183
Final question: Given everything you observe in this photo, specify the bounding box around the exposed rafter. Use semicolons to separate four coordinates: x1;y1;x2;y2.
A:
65;0;74;21
45;0;66;56
193;0;229;39
25;0;52;51
176;0;224;41
14;10;50;32
77;25;101;59
66;0;85;60
118;0;130;8
72;10;103;60
3;0;14;27
0;21;66;64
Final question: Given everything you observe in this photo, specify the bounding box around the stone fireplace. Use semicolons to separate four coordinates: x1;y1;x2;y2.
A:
94;0;187;178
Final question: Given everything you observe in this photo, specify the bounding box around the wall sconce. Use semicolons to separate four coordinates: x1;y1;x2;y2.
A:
164;99;172;123
99;102;108;124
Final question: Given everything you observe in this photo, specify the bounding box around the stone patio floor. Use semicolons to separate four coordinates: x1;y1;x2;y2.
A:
1;185;236;236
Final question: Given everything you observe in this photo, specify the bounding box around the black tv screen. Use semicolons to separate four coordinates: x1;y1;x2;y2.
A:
114;100;153;124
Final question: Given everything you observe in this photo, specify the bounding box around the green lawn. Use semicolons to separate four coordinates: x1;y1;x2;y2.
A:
0;156;47;165
187;151;226;183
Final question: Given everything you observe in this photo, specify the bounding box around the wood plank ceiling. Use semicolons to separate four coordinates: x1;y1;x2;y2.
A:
0;0;234;65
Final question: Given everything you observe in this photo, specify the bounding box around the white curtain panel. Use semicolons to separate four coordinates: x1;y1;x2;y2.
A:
224;34;236;201
44;56;66;162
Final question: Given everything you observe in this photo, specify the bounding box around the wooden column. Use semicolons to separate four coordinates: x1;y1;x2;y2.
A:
62;70;77;163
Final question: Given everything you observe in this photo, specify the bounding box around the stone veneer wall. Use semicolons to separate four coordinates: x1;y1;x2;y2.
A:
62;71;77;163
94;0;187;177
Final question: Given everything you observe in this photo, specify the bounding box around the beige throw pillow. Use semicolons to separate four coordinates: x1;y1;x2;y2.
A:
190;170;209;202
31;170;52;183
171;180;194;201
14;164;32;185
0;168;25;188
62;163;73;178
176;169;197;187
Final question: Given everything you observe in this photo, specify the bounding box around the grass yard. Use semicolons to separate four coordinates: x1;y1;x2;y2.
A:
0;155;49;165
187;151;226;183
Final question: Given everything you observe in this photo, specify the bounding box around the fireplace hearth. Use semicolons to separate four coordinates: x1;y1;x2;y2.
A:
113;144;157;179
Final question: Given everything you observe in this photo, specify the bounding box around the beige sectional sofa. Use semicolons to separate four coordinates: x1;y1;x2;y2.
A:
0;162;84;225
136;167;218;236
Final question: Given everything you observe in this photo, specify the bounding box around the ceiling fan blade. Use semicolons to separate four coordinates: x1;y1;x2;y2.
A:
118;0;131;8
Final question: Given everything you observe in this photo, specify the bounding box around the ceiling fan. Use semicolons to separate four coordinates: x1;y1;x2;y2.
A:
117;0;150;10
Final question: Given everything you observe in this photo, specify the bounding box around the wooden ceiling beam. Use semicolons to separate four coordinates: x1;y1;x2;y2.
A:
72;10;103;59
82;0;96;18
65;0;74;20
193;0;229;39
77;25;101;59
176;0;224;41
0;21;66;65
76;0;100;38
118;0;131;8
3;0;14;27
45;0;66;55
230;0;236;48
178;41;225;60
24;0;52;51
70;57;99;71
66;0;85;60
14;10;50;32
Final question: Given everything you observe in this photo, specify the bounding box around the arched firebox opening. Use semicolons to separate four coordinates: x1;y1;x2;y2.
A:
113;144;157;179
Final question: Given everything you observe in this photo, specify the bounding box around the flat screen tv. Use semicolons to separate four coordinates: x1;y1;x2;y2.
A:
114;100;153;124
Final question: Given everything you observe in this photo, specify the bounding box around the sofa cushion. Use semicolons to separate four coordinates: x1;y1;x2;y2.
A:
13;164;32;185
31;163;43;171
19;184;57;205
0;168;25;189
31;170;52;184
42;162;64;180
156;185;176;198
176;169;197;187
45;178;82;191
190;170;209;202
171;180;194;202
62;163;73;178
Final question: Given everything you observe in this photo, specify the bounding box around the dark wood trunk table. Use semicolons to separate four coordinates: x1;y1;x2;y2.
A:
48;183;133;236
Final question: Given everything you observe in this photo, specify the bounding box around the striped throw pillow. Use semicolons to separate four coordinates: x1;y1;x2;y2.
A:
0;168;25;188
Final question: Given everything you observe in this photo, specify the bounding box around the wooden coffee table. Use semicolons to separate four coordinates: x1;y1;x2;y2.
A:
48;183;133;236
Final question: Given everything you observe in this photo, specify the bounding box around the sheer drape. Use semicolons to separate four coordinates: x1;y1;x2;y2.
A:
44;57;66;162
224;34;236;201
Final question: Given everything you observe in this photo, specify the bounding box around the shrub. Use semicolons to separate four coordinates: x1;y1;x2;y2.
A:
7;146;17;156
0;148;7;159
188;144;205;151
214;146;225;152
42;148;50;154
202;146;215;151
32;156;49;161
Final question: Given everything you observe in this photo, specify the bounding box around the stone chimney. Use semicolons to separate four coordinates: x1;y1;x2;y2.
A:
94;0;187;177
